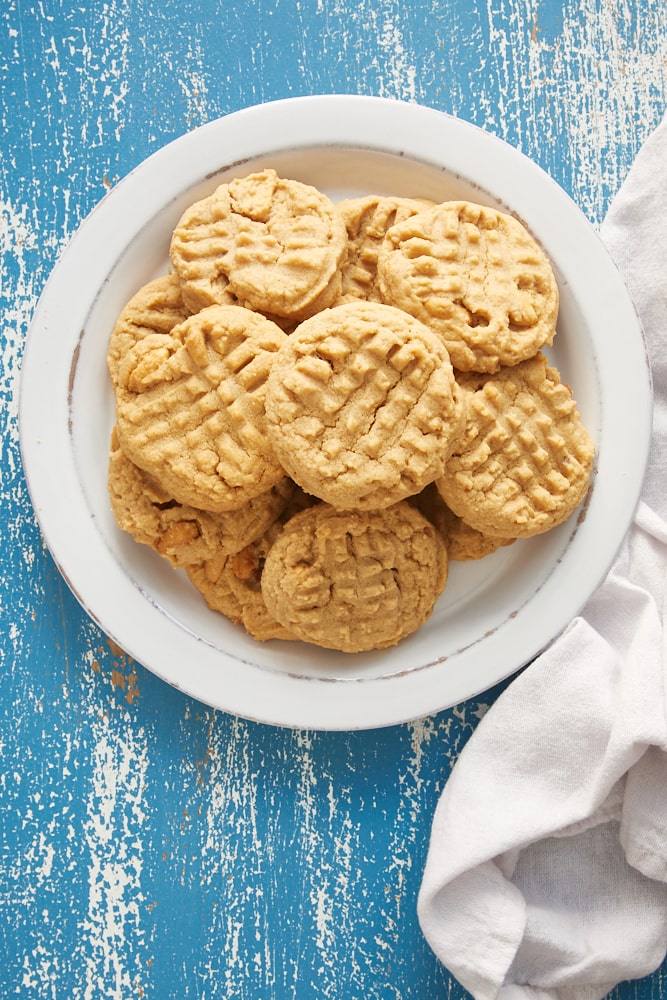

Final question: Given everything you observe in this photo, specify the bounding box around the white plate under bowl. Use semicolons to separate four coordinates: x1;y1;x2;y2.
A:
19;95;651;730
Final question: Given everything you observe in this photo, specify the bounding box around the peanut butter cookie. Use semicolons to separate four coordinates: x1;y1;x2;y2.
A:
261;502;448;652
411;482;514;561
264;301;465;510
187;521;298;642
377;200;559;373
436;354;595;538
107;273;190;391
169;169;347;320
336;195;435;303
108;426;294;567
115;304;288;512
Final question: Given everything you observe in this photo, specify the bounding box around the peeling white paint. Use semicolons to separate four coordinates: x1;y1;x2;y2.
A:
21;941;62;997
540;0;667;221
477;0;667;221
79;712;149;1000
0;195;37;454
375;10;418;101
3;0;667;997
179;66;210;129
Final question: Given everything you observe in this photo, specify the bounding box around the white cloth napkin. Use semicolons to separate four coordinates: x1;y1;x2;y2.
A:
418;112;667;1000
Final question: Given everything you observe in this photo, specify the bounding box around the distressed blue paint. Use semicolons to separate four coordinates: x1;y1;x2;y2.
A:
2;1;667;997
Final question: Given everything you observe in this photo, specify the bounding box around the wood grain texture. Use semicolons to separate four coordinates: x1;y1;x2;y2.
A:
2;1;667;997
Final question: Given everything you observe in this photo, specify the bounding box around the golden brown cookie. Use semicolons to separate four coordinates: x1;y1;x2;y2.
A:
186;521;298;642
107;273;190;391
107;426;294;567
377;200;559;373
114;304;288;512
411;482;514;561
436;354;595;538
264;301;465;510
260;502;448;652
169;169;347;320
336;195;435;303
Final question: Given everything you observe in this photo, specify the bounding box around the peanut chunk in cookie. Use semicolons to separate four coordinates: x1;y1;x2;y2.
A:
107;426;294;566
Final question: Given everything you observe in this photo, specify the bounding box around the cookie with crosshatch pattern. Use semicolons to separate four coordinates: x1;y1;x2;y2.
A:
114;303;288;513
260;501;448;652
169;168;347;321
377;199;559;373
335;194;436;303
436;354;594;539
411;482;515;561
185;482;316;642
264;300;465;511
106;273;191;391
186;520;299;643
107;426;294;567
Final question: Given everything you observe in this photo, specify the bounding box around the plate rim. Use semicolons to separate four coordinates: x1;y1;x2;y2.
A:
18;95;652;729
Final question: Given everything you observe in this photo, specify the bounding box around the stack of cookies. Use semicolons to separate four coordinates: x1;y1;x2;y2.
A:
107;169;594;653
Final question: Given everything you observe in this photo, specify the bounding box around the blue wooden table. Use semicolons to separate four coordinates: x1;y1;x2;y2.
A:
3;2;667;997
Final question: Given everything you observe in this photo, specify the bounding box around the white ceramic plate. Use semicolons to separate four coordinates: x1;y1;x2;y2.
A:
19;95;651;730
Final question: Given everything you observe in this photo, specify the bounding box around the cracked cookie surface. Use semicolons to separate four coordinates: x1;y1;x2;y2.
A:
107;273;190;391
115;304;288;512
186;520;299;643
169;168;347;320
185;483;317;641
336;195;435;303
377;200;559;373
108;426;293;567
261;502;448;652
436;354;595;538
264;301;465;510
